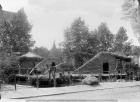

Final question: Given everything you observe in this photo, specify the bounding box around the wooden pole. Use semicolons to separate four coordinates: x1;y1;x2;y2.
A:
109;71;111;82
68;71;71;85
36;72;39;89
115;59;118;81
99;69;101;82
14;74;16;91
49;67;51;83
120;60;122;80
18;64;21;74
0;80;1;99
129;63;131;81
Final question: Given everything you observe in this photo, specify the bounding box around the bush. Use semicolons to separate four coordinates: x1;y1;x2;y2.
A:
16;74;28;83
29;74;73;87
7;74;28;84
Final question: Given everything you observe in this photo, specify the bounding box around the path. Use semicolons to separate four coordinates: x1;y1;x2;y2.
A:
1;81;140;99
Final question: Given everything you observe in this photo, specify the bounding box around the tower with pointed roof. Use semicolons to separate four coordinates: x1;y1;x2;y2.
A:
49;41;63;64
0;4;16;25
51;41;57;51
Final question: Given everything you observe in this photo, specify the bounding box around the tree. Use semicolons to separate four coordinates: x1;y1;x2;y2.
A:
10;8;35;53
131;45;140;55
123;42;132;55
63;17;90;67
86;30;100;56
116;27;128;43
122;0;140;42
96;23;114;52
112;27;132;55
122;0;139;20
113;27;127;52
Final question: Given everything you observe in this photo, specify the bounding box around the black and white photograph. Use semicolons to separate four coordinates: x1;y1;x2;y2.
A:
0;0;140;102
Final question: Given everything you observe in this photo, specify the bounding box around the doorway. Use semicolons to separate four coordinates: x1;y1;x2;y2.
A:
103;62;109;74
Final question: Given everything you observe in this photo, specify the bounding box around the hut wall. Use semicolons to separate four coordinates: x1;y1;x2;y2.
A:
101;54;116;74
20;61;35;74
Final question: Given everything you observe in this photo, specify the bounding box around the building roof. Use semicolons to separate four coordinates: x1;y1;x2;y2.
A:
100;52;131;61
19;52;43;61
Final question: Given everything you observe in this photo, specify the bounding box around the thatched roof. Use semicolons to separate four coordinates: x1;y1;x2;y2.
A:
74;52;131;72
19;52;43;62
100;52;131;61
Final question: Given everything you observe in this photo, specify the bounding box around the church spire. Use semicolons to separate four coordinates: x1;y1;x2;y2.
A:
52;41;57;50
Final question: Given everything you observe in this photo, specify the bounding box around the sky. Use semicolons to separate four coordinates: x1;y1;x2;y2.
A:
0;0;139;49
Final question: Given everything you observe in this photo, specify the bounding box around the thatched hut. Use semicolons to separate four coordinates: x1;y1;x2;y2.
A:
74;52;131;75
18;52;43;75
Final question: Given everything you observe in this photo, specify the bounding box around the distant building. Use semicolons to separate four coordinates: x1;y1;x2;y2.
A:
0;4;16;25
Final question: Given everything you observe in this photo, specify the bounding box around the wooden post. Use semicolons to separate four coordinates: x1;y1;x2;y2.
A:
138;71;140;81
36;72;39;89
129;63;131;81
120;60;122;80
115;60;118;81
138;69;140;81
109;71;111;82
99;69;101;82
0;80;1;99
14;74;16;91
68;71;71;85
18;64;21;74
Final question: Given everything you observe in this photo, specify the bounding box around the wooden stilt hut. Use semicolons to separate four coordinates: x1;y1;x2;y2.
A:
74;52;132;81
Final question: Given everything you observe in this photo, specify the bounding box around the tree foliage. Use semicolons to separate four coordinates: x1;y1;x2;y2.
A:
122;0;139;20
112;27;131;55
0;8;34;54
96;23;114;52
0;8;34;74
122;0;140;42
131;45;140;55
63;17;90;67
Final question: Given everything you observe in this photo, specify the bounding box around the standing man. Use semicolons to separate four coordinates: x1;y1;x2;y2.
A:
50;62;56;87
